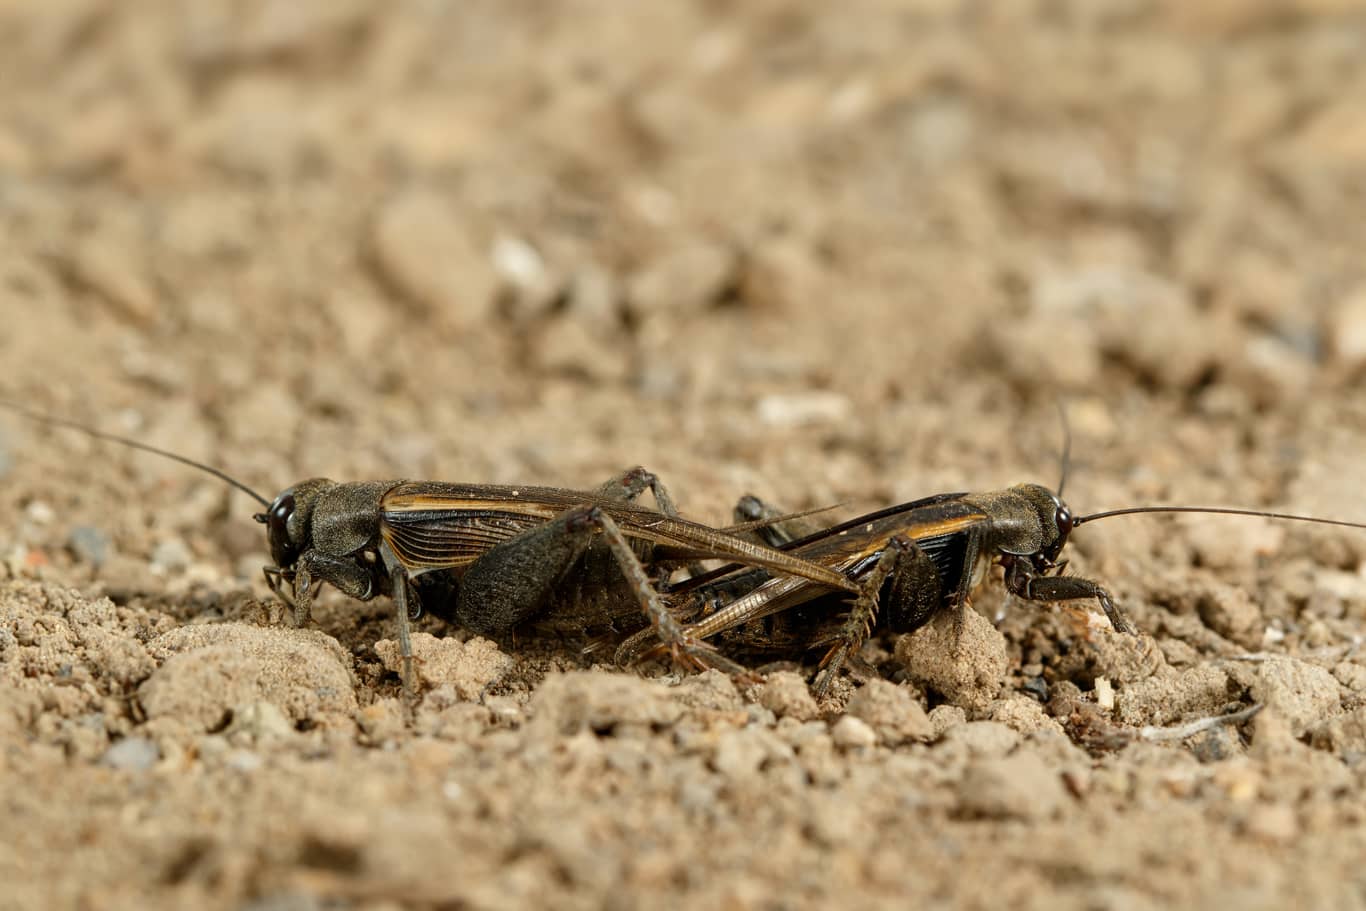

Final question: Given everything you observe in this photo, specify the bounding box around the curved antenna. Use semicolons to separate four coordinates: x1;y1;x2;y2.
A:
1055;400;1072;498
0;397;271;508
1074;504;1366;532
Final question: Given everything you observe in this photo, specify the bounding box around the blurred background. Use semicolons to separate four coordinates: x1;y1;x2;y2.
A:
2;0;1365;605
7;3;1366;908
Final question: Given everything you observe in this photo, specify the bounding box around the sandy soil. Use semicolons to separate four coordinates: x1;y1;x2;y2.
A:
4;1;1366;908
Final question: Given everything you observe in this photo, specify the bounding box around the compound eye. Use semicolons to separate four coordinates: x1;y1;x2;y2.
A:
1055;504;1074;538
266;493;299;569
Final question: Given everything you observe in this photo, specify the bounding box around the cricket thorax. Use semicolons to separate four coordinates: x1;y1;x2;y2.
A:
307;480;402;557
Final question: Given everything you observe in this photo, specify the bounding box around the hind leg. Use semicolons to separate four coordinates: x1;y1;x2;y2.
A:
454;504;745;674
812;535;944;696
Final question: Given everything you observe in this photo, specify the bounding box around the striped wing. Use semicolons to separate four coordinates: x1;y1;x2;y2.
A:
379;482;858;590
685;494;985;638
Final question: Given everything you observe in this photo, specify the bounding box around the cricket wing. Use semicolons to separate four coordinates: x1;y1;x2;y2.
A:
379;483;590;574
683;496;988;640
379;482;858;591
670;492;981;598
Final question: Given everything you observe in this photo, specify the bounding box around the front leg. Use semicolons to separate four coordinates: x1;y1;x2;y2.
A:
289;550;378;627
949;528;983;645
1002;557;1136;635
378;543;419;690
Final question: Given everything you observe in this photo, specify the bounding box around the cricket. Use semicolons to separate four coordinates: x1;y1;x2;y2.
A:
0;398;859;688
619;445;1366;696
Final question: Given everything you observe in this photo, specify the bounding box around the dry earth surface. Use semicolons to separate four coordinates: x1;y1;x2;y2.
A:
4;1;1366;909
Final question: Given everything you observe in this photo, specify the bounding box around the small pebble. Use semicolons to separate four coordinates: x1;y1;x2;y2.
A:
927;705;966;737
938;721;1020;759
831;716;877;750
756;392;852;429
99;736;160;771
627;242;735;317
711;728;769;779
366;191;498;329
737;241;818;312
1190;726;1243;763
845;679;933;745
492;234;560;321
225;701;294;741
1095;677;1115;711
356;699;406;745
67;526;111;567
151;538;192;574
492;235;548;289
758;671;820;722
24;501;54;525
956;752;1066;820
1328;283;1366;368
225;750;264;773
1243;804;1299;844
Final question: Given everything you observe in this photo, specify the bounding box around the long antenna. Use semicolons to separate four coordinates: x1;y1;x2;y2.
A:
1075;505;1366;532
0;397;271;508
1055;400;1072;498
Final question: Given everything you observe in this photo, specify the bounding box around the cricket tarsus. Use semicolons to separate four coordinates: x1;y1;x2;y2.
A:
1000;556;1135;635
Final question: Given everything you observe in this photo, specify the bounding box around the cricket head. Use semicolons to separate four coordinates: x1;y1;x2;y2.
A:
1009;482;1075;567
254;478;335;573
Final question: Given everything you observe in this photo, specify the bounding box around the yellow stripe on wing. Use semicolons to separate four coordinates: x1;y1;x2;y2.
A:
381;486;859;591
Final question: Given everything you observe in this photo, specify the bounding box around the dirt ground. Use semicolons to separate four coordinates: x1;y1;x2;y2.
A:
4;1;1366;908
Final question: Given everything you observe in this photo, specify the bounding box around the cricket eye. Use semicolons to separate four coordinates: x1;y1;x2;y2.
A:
1055;504;1074;539
266;492;300;569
